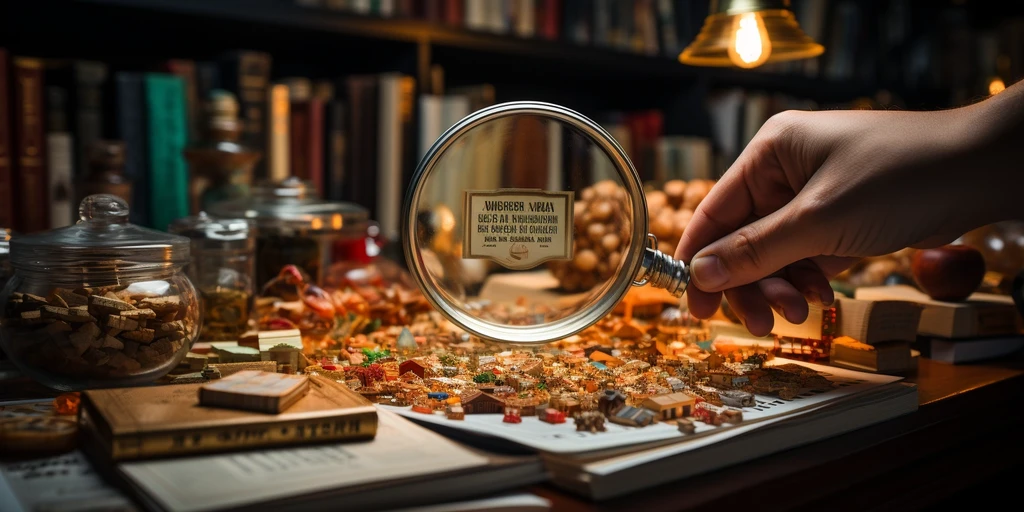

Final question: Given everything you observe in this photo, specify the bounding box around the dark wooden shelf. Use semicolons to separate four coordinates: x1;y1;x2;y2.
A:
73;0;888;105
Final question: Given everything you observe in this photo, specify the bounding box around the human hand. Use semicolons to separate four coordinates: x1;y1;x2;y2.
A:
675;83;1022;336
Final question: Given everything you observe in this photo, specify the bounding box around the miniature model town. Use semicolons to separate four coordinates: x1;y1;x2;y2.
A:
186;263;841;435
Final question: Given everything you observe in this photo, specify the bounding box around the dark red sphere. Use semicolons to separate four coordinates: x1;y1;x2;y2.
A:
911;245;986;302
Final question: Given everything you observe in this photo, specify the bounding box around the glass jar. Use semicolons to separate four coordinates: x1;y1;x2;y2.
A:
169;213;255;342
206;176;374;290
0;195;199;391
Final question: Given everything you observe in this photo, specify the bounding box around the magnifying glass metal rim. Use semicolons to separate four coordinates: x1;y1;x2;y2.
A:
403;101;652;345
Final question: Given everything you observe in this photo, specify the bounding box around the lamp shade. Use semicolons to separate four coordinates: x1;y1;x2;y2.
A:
680;0;824;67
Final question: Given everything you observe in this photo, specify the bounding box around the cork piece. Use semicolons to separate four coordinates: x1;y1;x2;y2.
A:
42;306;96;323
101;336;124;350
151;339;173;355
152;321;186;341
88;295;136;317
120;309;157;321
42;321;72;335
123;340;139;358
137;296;181;313
122;328;156;343
54;289;90;308
47;293;69;309
106;315;139;331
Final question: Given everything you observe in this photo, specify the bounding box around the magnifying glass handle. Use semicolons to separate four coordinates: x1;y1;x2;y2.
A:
635;245;690;297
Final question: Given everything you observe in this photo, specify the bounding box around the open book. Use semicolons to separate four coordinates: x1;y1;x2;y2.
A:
87;410;544;512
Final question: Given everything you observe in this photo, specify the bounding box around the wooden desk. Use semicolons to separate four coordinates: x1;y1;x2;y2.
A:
533;356;1024;511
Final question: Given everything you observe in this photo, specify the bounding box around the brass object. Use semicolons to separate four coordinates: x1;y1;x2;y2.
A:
680;0;824;67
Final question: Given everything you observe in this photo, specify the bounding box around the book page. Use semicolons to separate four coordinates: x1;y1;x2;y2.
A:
383;359;902;454
0;451;135;512
118;410;488;512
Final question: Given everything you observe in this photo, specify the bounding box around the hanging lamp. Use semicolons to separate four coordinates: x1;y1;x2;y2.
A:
680;0;824;69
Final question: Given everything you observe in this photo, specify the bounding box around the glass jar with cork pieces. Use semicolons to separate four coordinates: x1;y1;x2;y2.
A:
0;195;200;391
169;212;255;342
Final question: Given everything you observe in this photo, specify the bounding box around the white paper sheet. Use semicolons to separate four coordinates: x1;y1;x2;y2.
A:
384;359;902;454
119;410;490;512
0;451;136;512
383;493;552;512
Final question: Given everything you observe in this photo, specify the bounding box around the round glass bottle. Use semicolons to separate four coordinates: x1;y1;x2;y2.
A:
0;195;199;391
169;213;255;342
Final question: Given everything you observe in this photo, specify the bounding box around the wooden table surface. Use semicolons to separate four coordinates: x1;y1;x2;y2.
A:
531;355;1024;511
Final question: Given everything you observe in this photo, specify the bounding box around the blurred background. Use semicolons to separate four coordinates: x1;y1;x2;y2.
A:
1;0;1022;289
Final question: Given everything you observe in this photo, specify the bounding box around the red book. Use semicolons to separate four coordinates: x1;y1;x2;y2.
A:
443;0;463;26
0;49;13;229
624;110;663;182
12;58;49;233
289;99;325;197
540;0;561;40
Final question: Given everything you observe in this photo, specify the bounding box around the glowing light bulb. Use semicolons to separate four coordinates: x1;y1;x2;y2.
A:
728;12;772;69
989;77;1006;96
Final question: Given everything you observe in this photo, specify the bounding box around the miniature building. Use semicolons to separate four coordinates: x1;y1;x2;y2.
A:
597;385;627;417
665;377;687;392
677;418;696;435
549;396;582;416
706;368;750;389
519;358;544;378
446;404;465;420
608;406;658;427
502;406;522;423
399;359;428;379
641;392;697;421
719;389;756;408
458;389;506;414
705;352;725;369
574;411;607;433
695;402;744;426
539;408;566;424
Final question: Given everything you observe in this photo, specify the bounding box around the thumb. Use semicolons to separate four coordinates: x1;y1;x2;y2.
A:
688;205;820;292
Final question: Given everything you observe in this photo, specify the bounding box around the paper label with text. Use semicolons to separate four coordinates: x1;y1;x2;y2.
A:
463;189;574;270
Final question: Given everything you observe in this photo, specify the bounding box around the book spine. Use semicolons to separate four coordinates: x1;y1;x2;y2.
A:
269;84;290;183
109;412;377;460
324;100;347;201
13;58;49;233
144;74;189;231
221;51;271;180
45;132;73;228
289;98;324;196
163;59;199;145
0;49;12;229
73;61;106;181
115;73;149;226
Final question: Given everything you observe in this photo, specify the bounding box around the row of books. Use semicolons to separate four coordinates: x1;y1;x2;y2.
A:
0;45;721;239
296;0;706;58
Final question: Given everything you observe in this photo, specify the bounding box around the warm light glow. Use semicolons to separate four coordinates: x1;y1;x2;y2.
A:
728;12;772;68
331;213;343;230
989;77;1006;95
311;218;323;230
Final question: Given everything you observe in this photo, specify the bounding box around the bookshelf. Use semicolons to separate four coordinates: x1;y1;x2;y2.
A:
1;0;1018;236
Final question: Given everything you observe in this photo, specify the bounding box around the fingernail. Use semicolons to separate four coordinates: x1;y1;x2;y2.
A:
821;288;835;306
691;255;729;289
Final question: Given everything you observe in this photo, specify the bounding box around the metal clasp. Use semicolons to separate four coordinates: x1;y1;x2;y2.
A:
633;233;690;297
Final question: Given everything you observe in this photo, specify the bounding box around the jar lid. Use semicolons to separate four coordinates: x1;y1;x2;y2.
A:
168;212;255;252
404;102;690;345
206;176;369;237
9;195;190;275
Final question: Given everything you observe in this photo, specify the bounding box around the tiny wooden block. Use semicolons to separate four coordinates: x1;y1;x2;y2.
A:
54;289;89;307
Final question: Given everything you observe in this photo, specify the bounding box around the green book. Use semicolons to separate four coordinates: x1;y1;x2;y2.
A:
144;74;189;230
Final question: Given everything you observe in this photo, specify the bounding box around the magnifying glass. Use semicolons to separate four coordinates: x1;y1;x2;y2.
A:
404;102;691;345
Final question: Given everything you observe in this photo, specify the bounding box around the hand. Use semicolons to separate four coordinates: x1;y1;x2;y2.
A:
675;82;1023;336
